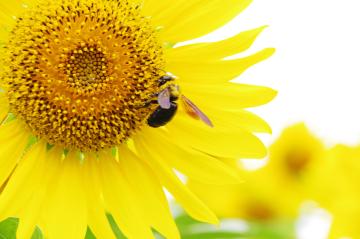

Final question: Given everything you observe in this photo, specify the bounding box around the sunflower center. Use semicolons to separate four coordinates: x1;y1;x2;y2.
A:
285;150;311;175
64;46;109;91
245;201;275;221
2;0;164;151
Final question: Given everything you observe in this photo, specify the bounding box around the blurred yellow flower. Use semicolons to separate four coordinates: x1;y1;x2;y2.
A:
189;123;325;221
264;123;325;216
0;0;275;238
189;169;283;221
309;145;360;239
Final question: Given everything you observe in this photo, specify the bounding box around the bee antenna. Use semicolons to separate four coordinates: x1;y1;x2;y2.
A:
154;68;179;80
154;67;167;73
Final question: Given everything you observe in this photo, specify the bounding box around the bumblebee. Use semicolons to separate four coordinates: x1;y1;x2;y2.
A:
147;75;213;128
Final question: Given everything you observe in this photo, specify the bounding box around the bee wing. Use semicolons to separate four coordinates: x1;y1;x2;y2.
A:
157;88;171;109
181;95;214;127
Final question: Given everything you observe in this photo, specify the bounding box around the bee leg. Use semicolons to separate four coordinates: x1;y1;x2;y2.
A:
135;99;157;108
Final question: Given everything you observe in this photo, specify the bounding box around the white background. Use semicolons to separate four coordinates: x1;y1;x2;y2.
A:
184;0;360;148
182;0;360;238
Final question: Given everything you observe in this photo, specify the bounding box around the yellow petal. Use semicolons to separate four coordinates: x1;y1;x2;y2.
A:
14;142;48;239
83;155;116;239
87;208;116;239
98;154;154;239
118;146;180;239
40;152;88;239
139;127;241;184
168;48;275;84
134;134;219;225
0;0;36;42
187;179;245;219
0;142;45;219
200;107;272;134
0;93;8;122
0;120;29;187
165;26;267;60
0;143;62;239
143;0;252;43
181;82;277;110
173;93;271;134
164;113;267;159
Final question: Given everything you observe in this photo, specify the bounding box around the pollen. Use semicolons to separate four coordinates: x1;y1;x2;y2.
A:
1;0;164;151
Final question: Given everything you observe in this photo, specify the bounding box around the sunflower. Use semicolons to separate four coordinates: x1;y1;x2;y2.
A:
0;0;275;238
308;145;360;239
255;123;325;217
188;169;281;221
189;123;325;222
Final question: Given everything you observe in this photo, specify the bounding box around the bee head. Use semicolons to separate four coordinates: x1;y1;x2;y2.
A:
158;75;175;86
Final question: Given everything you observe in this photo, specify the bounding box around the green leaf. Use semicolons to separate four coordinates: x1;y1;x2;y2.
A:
84;215;128;239
25;136;39;152
31;227;44;239
3;113;16;124
182;231;247;239
107;214;127;239
0;218;18;239
246;220;296;239
174;214;247;239
175;213;199;228
85;227;97;239
174;212;296;239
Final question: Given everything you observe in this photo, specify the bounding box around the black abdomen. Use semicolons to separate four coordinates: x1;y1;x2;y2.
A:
147;103;178;127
